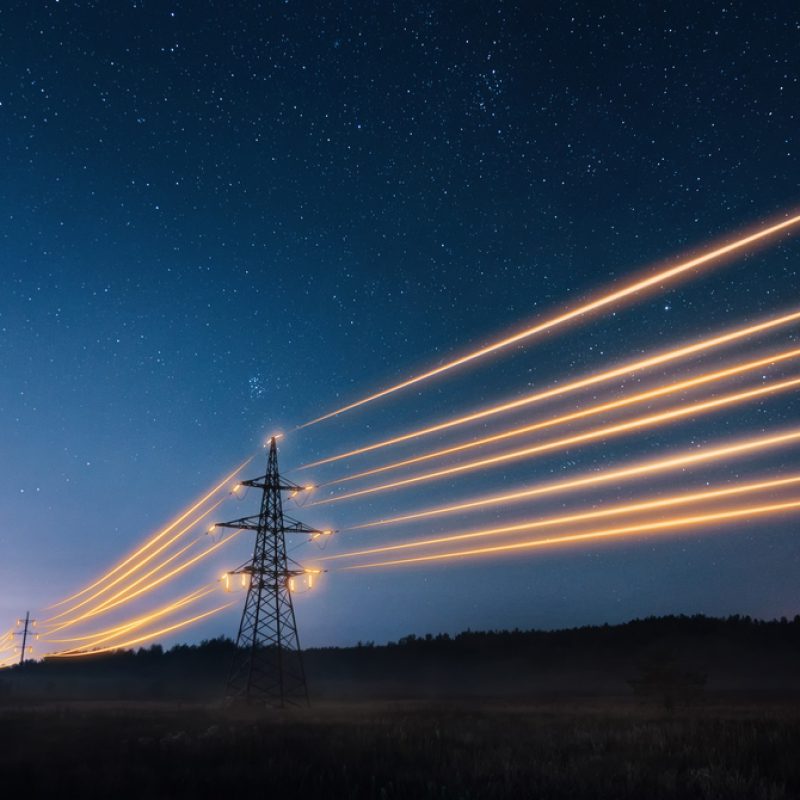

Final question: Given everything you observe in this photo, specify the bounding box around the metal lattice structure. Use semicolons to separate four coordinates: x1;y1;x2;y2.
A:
215;436;326;707
14;611;36;665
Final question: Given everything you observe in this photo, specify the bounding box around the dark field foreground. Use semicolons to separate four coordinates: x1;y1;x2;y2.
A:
2;699;800;799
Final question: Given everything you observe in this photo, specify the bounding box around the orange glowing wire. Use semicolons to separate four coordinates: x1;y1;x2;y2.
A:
353;426;800;529
41;537;203;634
48;602;235;658
300;307;800;470
345;497;800;569
324;347;800;488
43;586;217;648
300;214;800;429
316;375;800;506
43;500;224;624
322;473;800;561
48;456;253;609
0;631;16;657
45;530;243;635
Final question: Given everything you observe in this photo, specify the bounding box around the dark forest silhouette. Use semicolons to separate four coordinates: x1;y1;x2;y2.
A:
4;613;800;703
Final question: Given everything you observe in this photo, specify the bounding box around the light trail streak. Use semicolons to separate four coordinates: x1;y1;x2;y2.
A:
315;375;800;506
321;473;800;561
44;530;243;635
41;537;204;635
299;213;800;429
300;307;800;470
42;500;224;624
323;347;800;487
48;456;252;609
43;586;217;647
0;631;16;659
353;427;800;529
345;497;800;569
47;602;235;658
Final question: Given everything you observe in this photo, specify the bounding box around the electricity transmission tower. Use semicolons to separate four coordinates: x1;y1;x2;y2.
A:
215;436;329;708
14;611;36;665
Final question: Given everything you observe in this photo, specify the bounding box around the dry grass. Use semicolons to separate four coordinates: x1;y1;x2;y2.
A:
2;698;799;798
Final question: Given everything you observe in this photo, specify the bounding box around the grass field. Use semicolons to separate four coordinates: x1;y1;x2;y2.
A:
2;698;799;799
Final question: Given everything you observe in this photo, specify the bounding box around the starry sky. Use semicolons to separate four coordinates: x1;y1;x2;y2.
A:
1;1;799;650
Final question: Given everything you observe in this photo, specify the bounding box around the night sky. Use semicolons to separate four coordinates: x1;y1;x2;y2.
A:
1;2;799;652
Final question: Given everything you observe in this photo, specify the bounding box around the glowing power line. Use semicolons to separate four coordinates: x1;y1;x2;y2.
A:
41;538;204;634
44;530;244;635
48;602;235;658
299;213;800;429
300;306;800;470
48;457;253;609
43;500;224;624
322;473;800;561
352;426;800;529
315;375;800;506
43;585;217;646
345;497;800;570
323;346;800;487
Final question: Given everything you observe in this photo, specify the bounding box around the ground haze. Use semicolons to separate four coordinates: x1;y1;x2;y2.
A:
2;615;799;798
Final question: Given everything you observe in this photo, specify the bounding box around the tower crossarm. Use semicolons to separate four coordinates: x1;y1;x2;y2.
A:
282;514;331;536
215;515;262;531
230;566;308;578
241;475;309;494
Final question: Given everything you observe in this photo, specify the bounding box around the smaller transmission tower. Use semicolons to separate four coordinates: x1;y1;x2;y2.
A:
14;611;37;665
215;436;329;708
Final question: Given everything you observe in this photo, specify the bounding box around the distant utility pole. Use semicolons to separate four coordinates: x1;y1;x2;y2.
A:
15;611;37;665
215;436;330;708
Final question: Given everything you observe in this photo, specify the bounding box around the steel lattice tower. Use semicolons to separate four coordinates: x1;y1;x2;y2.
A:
215;437;326;707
